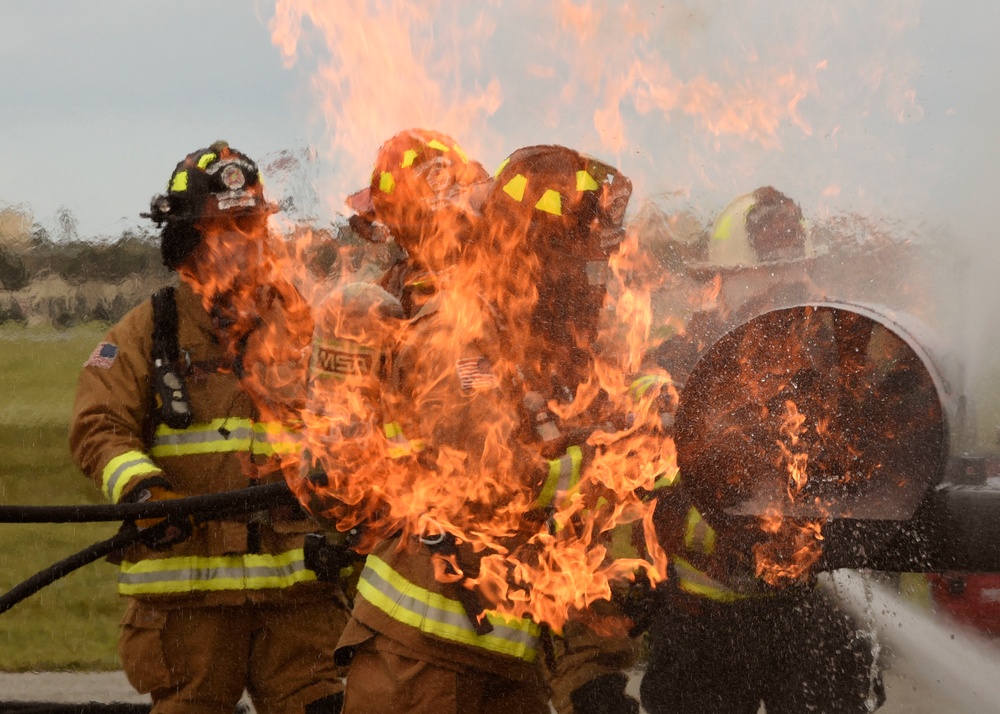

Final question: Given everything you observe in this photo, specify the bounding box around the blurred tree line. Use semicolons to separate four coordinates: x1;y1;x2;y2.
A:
0;205;383;328
0;200;920;329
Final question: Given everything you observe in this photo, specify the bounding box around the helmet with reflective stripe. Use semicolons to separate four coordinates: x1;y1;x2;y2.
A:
701;186;814;271
145;141;270;269
485;145;632;261
347;128;488;250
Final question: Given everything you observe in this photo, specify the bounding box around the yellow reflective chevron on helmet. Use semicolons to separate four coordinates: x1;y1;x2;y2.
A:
170;171;189;192
576;170;599;192
379;171;396;194
425;138;450;152
713;212;735;240
401;149;418;168
535;189;562;215
197;152;217;170
503;173;527;201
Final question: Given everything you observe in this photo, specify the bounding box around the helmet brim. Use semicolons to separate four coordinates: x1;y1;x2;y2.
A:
346;187;376;219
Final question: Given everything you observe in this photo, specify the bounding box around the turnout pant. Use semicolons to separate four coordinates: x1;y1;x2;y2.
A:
119;596;348;714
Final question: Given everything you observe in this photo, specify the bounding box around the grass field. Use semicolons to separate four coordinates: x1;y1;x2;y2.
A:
0;323;123;671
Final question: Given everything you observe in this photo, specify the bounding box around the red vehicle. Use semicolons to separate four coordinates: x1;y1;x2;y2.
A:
928;572;1000;636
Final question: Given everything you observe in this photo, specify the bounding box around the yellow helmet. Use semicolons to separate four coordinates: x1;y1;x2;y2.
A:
704;186;814;270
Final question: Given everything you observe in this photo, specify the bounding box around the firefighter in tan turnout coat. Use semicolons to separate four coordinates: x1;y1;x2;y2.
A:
70;142;346;714
332;145;644;714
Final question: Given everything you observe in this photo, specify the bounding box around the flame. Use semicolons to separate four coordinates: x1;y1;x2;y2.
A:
195;156;677;633
753;400;824;584
754;509;824;587
256;0;925;630
179;214;314;430
270;0;502;205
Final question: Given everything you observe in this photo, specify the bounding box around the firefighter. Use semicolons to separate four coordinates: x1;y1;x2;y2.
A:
70;141;347;714
298;128;490;591
331;145;645;714
640;187;885;714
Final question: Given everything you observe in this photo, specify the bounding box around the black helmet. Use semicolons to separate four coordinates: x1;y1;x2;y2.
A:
145;141;270;269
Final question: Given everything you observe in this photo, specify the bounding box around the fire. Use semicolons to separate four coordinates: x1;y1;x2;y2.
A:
188;154;678;632
754;400;826;583
179;213;314;432
252;0;917;627
754;509;824;587
777;400;809;499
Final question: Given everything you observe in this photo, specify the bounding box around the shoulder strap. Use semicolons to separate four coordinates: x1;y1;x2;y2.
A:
150;286;193;429
151;286;180;363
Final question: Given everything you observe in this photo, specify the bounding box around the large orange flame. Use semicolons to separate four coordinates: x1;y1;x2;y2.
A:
253;0;925;624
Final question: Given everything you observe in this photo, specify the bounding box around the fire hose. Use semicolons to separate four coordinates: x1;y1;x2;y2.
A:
0;482;297;523
0;482;298;615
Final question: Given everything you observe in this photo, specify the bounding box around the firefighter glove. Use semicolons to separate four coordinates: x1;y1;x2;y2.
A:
569;673;639;714
128;481;194;550
303;533;365;582
616;568;663;637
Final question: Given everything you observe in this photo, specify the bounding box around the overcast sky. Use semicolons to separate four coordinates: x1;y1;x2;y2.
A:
2;0;998;236
3;0;1000;425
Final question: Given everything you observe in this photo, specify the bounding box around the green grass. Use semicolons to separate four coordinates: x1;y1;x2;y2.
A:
0;323;124;671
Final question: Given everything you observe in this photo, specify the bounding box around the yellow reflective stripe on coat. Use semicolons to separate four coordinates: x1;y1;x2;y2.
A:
629;373;670;400
196;152;217;169
101;450;161;503
118;548;315;595
673;556;748;602
683;506;716;555
383;421;425;459
151;419;296;458
534;445;583;508
357;554;540;662
251;422;302;456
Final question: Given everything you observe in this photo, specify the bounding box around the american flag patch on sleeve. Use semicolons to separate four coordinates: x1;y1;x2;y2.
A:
85;342;119;369
456;356;499;393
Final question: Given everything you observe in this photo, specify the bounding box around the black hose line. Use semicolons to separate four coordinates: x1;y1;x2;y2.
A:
0;482;298;524
0;482;317;616
0;525;149;615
